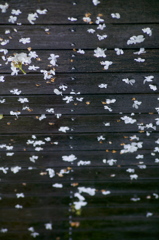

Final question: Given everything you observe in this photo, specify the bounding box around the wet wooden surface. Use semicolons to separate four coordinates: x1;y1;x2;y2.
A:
0;0;159;239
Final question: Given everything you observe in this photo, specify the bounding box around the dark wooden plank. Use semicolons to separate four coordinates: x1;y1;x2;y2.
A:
0;218;158;233
1;181;158;211
0;204;158;220
0;166;158;182
1;189;158;202
0;209;158;240
0;151;158;167
74;218;159;229
0;222;158;240
0;0;159;239
0;193;158;210
0;24;159;49
1;50;159;73
1;73;159;94
0;0;159;24
71;228;159;240
2;220;158;240
1;177;157;185
0;114;158;133
0;132;159;152
78;205;159;218
0;231;68;240
0;94;159;115
0;208;70;222
0;221;68;230
70;220;159;240
1;181;158;195
64;165;159;181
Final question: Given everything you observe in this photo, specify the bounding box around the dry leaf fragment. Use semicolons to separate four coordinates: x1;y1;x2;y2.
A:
71;183;79;187
49;122;55;125
27;108;33;112
40;172;47;176
86;101;90;105
70;222;80;227
85;13;91;17
67;167;72;170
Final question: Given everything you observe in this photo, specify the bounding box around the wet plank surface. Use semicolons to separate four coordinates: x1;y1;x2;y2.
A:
0;0;159;239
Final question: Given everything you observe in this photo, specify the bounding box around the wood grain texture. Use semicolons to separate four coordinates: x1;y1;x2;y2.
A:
0;132;158;151
1;73;159;94
0;0;159;239
0;114;158;133
0;0;159;24
0;94;159;114
1;180;159;193
0;150;158;167
0;24;159;49
1;50;159;73
0;166;158;182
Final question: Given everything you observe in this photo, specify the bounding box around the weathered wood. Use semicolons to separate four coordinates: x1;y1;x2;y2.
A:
1;73;159;94
0;166;158;182
75;217;159;228
0;232;68;240
1;50;159;73
0;227;157;240
0;0;159;24
0;218;158;233
1;180;159;194
0;204;158;221
0;132;158;151
0;24;159;49
0;0;159;239
0;114;158;133
71;228;159;240
0;94;159;115
0;208;69;222
0;193;158;209
1;181;158;213
0;218;158;240
0;150;158;167
1;188;157;201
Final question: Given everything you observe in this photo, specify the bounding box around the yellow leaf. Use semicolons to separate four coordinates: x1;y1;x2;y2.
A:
0;114;3;120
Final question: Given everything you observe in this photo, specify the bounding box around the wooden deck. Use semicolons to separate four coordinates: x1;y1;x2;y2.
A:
0;0;159;239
